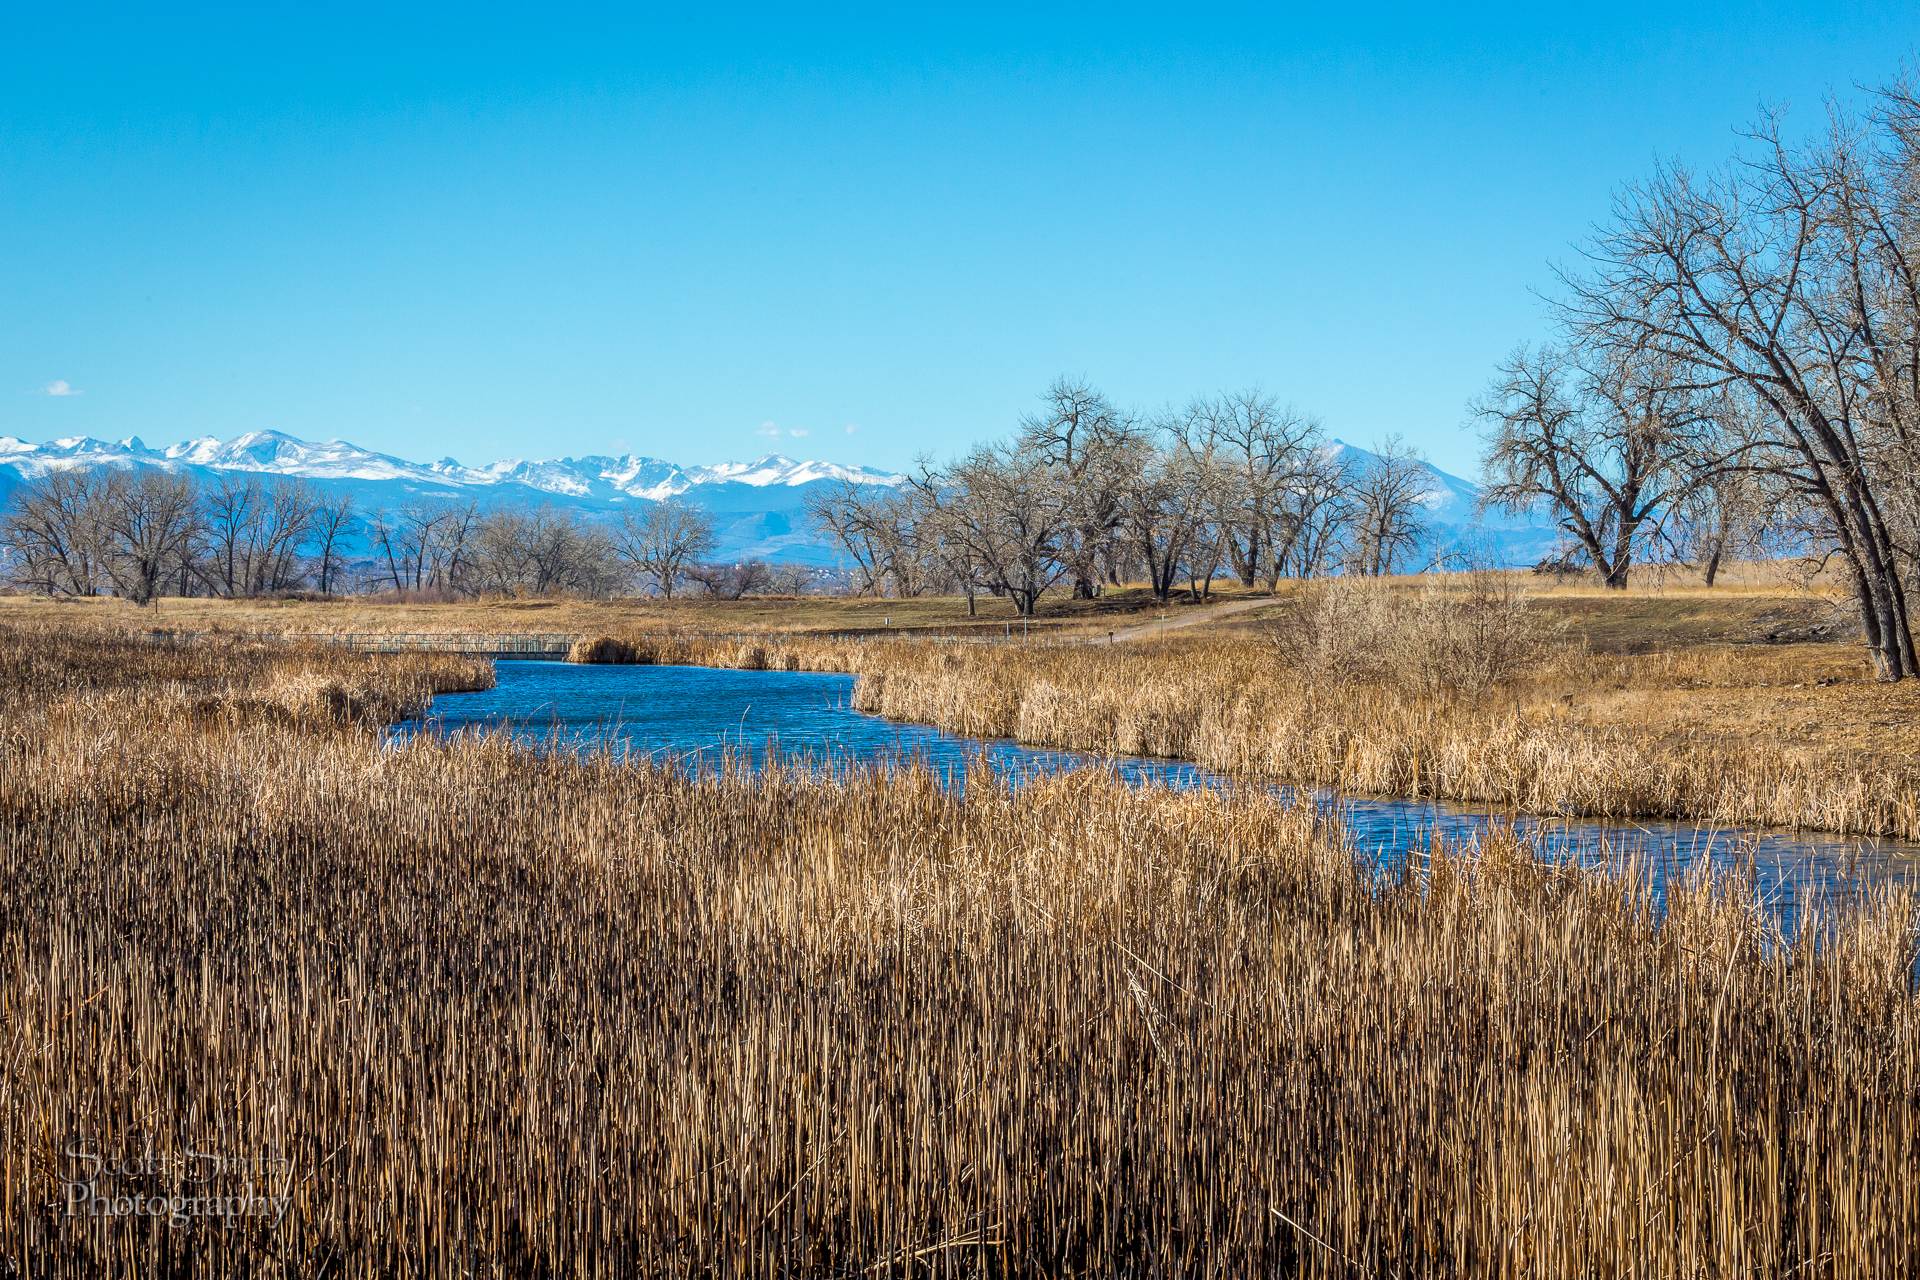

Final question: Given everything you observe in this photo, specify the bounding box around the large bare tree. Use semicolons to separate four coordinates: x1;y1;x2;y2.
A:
900;464;988;614
805;480;924;597
198;473;262;597
1188;390;1323;587
615;499;716;599
1018;378;1138;598
0;470;106;596
248;480;321;595
1346;437;1430;577
311;493;356;595
1119;419;1212;602
943;443;1069;617
1560;92;1920;676
1477;346;1710;588
95;470;202;605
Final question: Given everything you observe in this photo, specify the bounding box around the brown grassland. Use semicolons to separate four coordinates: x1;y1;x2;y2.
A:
1;572;1919;1274
14;566;1891;838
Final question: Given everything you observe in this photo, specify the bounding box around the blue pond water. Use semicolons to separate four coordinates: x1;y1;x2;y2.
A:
394;660;1918;925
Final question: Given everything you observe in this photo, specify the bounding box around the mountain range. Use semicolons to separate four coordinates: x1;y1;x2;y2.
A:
0;431;905;566
0;430;1561;569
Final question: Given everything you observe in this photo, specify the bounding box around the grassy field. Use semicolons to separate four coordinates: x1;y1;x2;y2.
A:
1;623;1917;1275
0;582;1233;638
0;560;1852;642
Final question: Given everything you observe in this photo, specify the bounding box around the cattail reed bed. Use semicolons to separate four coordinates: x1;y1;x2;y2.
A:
546;587;1920;841
1;626;1918;1276
845;633;1920;840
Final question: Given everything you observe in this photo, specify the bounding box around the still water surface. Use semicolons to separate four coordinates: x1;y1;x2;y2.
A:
394;660;1918;925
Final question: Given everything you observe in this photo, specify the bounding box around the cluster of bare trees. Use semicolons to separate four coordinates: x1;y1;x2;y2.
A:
0;468;799;602
1481;76;1920;679
2;470;355;605
363;497;750;598
808;379;1432;615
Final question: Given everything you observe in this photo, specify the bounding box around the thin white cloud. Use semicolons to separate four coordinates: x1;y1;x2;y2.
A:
42;379;82;397
787;426;809;439
843;423;860;435
756;421;782;438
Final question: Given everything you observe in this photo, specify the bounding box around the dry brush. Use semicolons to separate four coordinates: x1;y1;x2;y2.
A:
0;626;1916;1274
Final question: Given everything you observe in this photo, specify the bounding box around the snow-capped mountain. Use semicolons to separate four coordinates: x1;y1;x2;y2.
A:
0;430;897;494
0;428;1559;568
0;431;906;565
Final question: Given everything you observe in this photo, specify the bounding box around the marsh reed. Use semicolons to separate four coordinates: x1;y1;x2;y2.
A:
846;634;1920;840
0;624;1917;1275
543;579;1920;839
565;628;866;672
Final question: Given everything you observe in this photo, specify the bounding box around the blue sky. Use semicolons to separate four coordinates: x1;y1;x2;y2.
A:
3;4;1913;475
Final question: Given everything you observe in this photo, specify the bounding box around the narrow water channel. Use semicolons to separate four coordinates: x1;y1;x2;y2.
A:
392;660;1918;927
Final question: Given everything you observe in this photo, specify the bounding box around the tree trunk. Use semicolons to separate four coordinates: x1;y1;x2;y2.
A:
1832;489;1915;681
1229;531;1257;587
1860;559;1914;681
1701;540;1725;588
1857;494;1916;681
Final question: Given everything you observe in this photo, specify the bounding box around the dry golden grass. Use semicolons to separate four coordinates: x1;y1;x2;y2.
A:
849;632;1920;838
0;584;1225;639
1;624;1917;1275
2;569;1909;839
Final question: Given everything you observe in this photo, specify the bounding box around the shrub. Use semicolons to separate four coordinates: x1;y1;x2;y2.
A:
1274;572;1556;699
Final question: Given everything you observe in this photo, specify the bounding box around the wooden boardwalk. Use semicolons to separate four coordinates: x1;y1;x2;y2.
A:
283;632;582;658
135;630;583;659
136;625;1053;660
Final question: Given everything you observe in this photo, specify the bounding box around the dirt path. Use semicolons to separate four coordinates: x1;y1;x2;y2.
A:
1099;596;1274;643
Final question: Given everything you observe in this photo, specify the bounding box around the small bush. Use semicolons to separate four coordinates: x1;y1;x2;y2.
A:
1275;573;1555;699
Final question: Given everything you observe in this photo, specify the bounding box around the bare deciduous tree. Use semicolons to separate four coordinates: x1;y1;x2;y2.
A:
1559;91;1920;676
1019;378;1138;599
944;443;1070;617
615;499;716;599
1346;437;1430;577
199;473;263;598
1476;346;1709;589
805;481;926;597
1189;391;1323;587
1121;418;1213;602
311;493;356;596
0;470;106;595
685;558;773;599
249;480;321;595
1273;448;1352;582
95;470;202;605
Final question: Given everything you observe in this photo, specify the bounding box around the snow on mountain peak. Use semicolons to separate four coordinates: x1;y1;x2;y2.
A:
165;436;225;463
0;428;905;495
687;453;901;488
